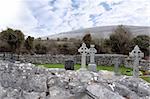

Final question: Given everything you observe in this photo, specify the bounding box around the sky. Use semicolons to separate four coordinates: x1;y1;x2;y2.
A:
0;0;149;37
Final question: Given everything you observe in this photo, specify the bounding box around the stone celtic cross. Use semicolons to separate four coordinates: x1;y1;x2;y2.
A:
88;45;97;64
88;45;97;72
78;43;89;69
129;45;144;78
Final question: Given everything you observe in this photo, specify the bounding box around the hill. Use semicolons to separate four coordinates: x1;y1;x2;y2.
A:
42;25;150;40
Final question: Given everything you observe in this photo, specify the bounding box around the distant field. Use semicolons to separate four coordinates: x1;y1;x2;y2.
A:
35;64;150;83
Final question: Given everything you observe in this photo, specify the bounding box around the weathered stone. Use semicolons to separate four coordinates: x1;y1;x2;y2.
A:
129;45;144;78
114;58;120;76
118;77;150;98
49;86;71;97
114;82;139;99
78;43;89;69
86;84;124;99
64;60;74;70
88;64;97;72
88;45;97;72
77;70;93;83
0;60;150;99
22;91;46;99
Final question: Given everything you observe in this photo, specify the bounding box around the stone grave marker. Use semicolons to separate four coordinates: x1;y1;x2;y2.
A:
64;60;74;70
78;43;89;70
114;58;120;76
129;45;144;78
88;45;97;72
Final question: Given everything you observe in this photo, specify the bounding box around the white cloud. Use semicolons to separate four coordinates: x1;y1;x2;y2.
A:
0;0;22;30
95;0;150;26
0;0;149;37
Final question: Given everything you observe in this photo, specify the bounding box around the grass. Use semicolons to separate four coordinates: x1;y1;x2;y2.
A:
97;65;133;76
36;64;81;70
140;76;150;83
35;63;150;83
36;63;133;75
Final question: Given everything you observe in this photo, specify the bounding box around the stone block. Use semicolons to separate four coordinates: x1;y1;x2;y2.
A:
88;64;97;72
64;60;74;70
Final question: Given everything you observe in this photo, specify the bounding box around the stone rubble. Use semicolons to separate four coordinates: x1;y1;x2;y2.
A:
0;60;150;99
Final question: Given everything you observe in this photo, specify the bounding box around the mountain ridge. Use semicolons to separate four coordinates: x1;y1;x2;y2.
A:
42;25;150;39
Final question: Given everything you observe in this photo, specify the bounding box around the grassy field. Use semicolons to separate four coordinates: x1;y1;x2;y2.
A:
36;64;150;83
36;63;133;75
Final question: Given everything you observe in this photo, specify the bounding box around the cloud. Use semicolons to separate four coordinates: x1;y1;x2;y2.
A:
0;0;149;37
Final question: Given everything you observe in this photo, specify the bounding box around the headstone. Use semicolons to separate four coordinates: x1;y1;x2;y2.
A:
88;45;97;72
64;60;74;70
114;58;120;76
129;45;144;78
78;43;89;70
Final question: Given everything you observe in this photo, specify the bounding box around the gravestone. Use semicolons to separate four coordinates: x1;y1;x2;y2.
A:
88;45;97;72
64;60;74;70
129;45;144;78
114;58;120;76
78;43;89;70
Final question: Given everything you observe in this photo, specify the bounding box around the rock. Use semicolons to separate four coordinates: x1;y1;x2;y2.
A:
49;86;71;97
77;70;93;83
86;83;124;99
23;91;46;99
118;76;150;98
28;74;47;92
114;82;139;99
68;82;85;94
0;60;150;99
0;84;7;99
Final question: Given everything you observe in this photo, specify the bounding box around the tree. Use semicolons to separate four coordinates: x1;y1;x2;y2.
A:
46;37;49;40
0;40;11;52
62;37;68;41
57;43;69;55
37;37;41;40
14;30;25;54
0;28;24;54
24;36;34;54
82;33;92;47
35;43;48;54
109;25;132;54
132;35;150;56
57;38;60;41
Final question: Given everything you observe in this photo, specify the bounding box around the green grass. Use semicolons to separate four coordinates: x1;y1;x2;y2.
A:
36;63;133;75
96;65;133;76
35;63;149;83
36;63;81;70
140;76;150;83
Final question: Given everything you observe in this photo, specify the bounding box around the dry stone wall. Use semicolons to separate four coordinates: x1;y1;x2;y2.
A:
0;54;127;65
0;53;149;70
125;58;150;71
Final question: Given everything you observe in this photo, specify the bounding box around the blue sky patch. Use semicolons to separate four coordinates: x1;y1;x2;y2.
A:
99;2;112;11
71;0;80;9
49;0;56;5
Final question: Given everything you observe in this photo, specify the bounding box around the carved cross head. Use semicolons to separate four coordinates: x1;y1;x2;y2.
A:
129;45;144;59
78;43;89;54
88;45;97;55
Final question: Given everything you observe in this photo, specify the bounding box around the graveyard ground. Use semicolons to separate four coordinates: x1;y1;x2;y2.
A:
36;63;150;83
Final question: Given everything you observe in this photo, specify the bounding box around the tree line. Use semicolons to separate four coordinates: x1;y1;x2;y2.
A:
0;25;149;58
